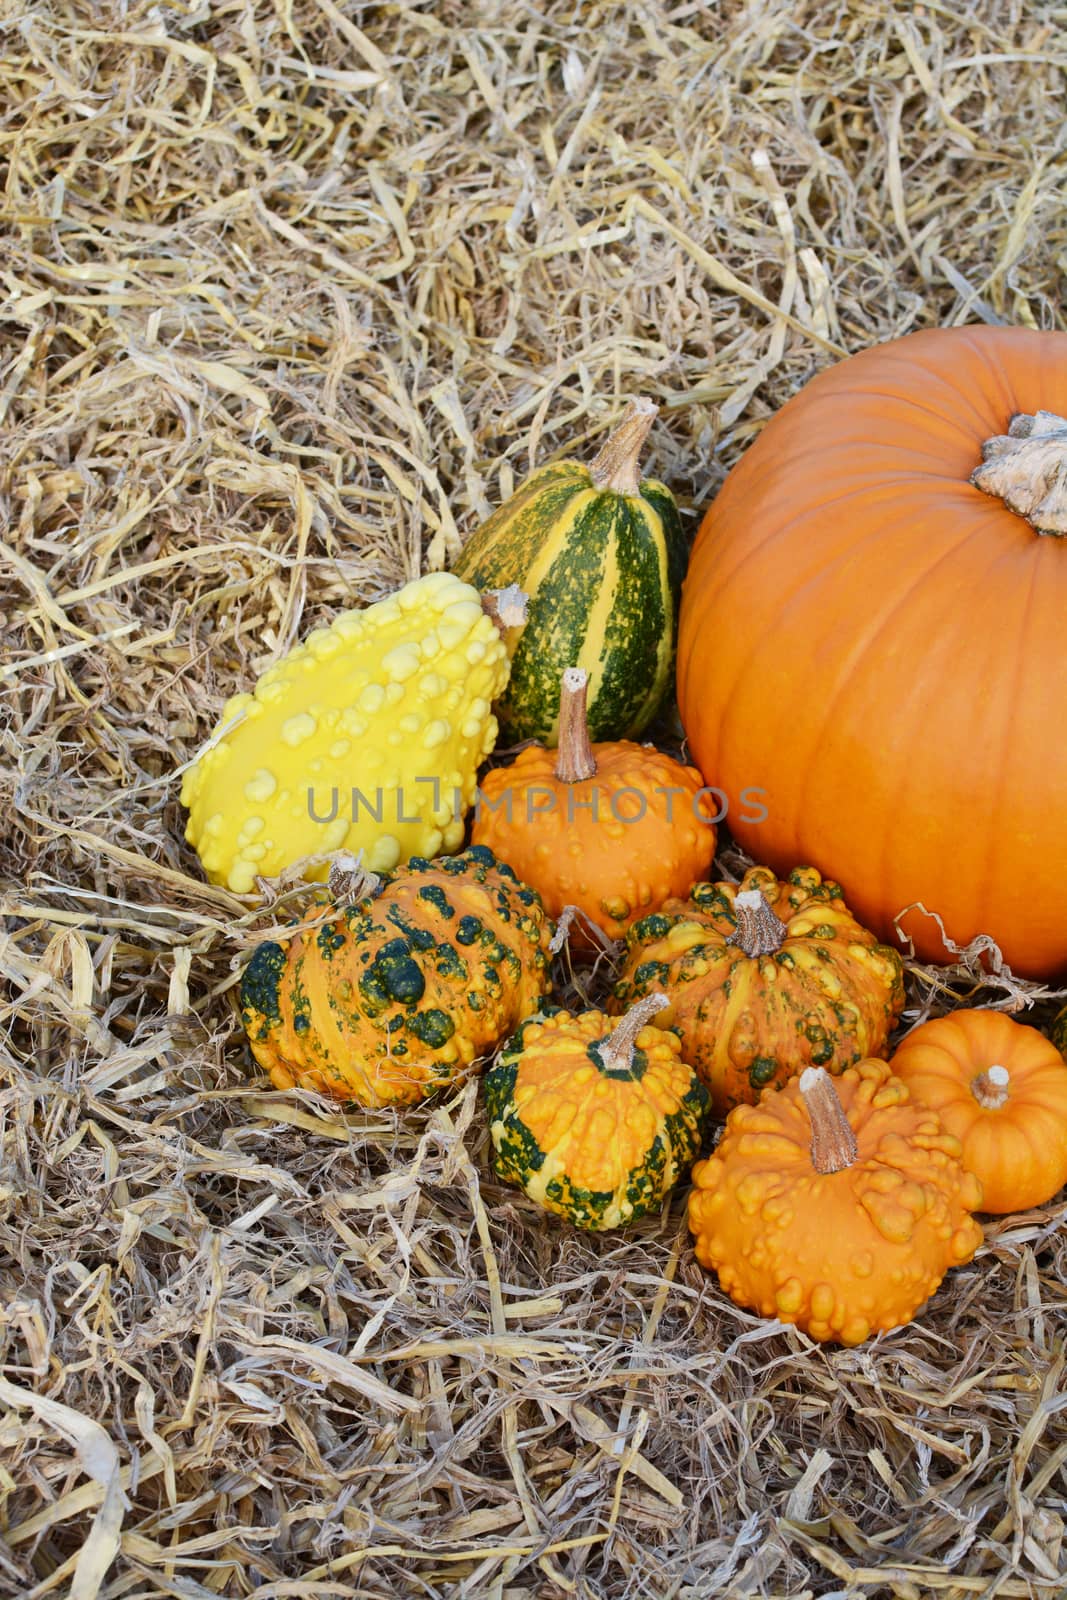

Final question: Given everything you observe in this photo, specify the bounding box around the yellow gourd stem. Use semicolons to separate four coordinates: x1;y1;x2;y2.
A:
481;584;528;632
799;1066;859;1174
327;851;383;905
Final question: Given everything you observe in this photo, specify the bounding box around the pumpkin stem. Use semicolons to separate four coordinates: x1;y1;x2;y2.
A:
727;889;788;957
971;410;1067;537
799;1066;859;1174
971;1062;1010;1109
481;584;529;636
555;668;598;783
588;398;658;495
599;992;670;1073
327;850;383;904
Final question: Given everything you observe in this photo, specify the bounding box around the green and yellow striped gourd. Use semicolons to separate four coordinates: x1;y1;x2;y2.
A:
451;399;687;746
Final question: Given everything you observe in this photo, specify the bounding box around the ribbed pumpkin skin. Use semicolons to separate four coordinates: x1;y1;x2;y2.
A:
471;741;716;948
677;326;1067;976
688;1060;985;1345
485;1009;709;1229
240;847;553;1107
612;865;905;1116
452;462;687;745
890;1009;1067;1213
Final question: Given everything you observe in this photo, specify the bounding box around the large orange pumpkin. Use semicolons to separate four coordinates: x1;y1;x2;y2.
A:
677;326;1067;977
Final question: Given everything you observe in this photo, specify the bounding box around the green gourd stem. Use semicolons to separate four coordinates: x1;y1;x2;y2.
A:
800;1067;859;1174
971;1063;1010;1109
728;889;788;957
588;398;658;495
599;992;670;1073
971;410;1067;536
554;668;598;783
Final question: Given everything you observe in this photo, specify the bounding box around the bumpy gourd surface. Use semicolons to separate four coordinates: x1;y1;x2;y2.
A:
241;847;553;1107
486;1009;709;1229
613;865;905;1115
182;572;509;892
689;1059;984;1345
891;1008;1067;1213
472;742;717;946
453;461;686;744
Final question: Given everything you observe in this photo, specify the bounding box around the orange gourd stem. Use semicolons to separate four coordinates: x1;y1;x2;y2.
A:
554;669;598;783
970;1062;1010;1109
598;993;670;1073
589;398;658;494
971;410;1067;536
799;1067;859;1174
727;889;788;957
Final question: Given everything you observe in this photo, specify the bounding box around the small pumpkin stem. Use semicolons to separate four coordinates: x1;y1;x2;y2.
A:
727;889;788;957
971;410;1067;537
799;1066;859;1175
481;584;529;636
327;850;383;904
971;1063;1010;1109
599;992;670;1072
588;398;658;495
554;668;598;782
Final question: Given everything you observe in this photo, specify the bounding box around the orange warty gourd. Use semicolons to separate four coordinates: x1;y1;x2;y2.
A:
890;1008;1067;1213
612;864;904;1115
471;668;716;950
677;326;1067;977
688;1060;985;1345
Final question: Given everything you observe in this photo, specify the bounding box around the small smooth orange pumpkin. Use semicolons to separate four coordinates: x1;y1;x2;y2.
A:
890;1008;1067;1213
471;667;716;949
688;1060;985;1345
678;326;1067;976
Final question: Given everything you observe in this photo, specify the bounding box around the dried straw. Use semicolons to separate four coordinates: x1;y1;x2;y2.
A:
2;1;1066;1596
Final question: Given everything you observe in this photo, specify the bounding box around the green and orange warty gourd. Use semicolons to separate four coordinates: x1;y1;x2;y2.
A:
890;1008;1067;1213
484;994;710;1230
612;865;905;1116
452;399;687;745
688;1061;985;1344
678;326;1067;976
240;846;553;1107
471;667;716;949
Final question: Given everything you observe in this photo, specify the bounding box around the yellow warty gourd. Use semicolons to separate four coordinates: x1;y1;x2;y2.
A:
181;573;510;893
